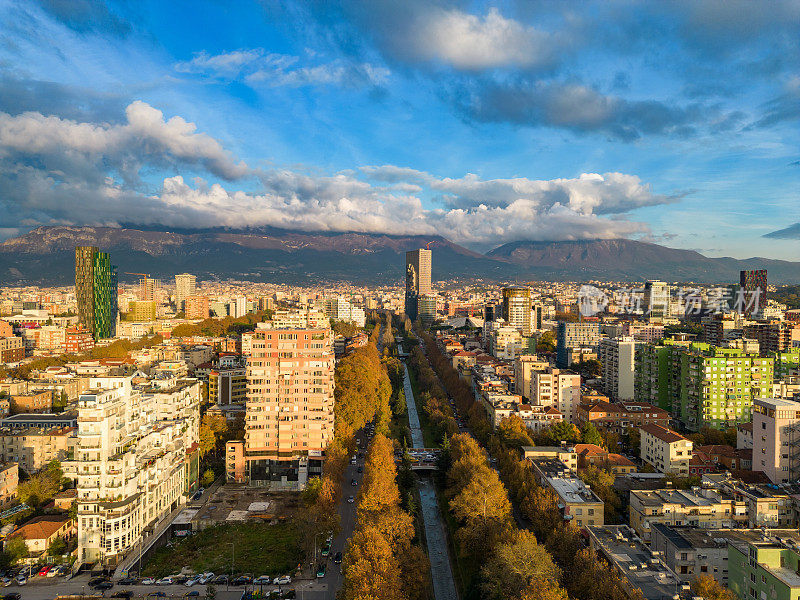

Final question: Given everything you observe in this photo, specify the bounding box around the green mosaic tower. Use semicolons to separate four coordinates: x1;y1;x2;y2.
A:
75;246;118;340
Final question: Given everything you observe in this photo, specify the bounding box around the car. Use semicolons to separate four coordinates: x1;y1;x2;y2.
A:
192;491;202;501
350;479;357;486
356;466;363;473
96;581;114;591
47;566;62;578
155;577;174;585
147;592;166;598
89;576;108;587
315;564;326;578
119;577;137;585
13;578;25;587
273;576;291;585
174;575;188;584
110;591;133;599
213;575;229;585
349;457;356;465
3;593;20;600
198;573;214;585
184;577;198;587
185;592;200;598
333;552;342;564
37;566;51;577
321;543;330;557
141;578;156;585
347;495;355;503
233;576;251;586
1;579;12;587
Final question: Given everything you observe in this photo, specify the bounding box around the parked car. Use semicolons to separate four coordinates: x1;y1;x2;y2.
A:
111;591;133;599
155;577;174;586
119;577;137;585
350;479;357;486
254;576;271;585
3;593;20;600
213;575;229;585
198;573;214;585
347;495;355;503
315;564;326;578
89;576;108;587
333;552;342;565
185;592;200;597
147;592;166;598
97;581;114;591
141;578;156;585
37;566;51;577
273;576;291;585
233;575;252;586
46;566;62;578
1;578;13;587
13;577;25;587
356;466;363;473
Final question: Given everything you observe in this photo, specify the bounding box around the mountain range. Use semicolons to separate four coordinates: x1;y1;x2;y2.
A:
0;226;798;285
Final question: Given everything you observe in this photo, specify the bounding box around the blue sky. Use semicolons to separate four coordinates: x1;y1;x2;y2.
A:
0;0;798;258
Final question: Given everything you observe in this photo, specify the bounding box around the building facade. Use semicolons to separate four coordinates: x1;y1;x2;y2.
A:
405;248;432;322
599;336;636;400
75;246;117;340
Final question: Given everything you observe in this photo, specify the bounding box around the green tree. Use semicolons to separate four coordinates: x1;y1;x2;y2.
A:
691;575;737;600
581;422;605;447
5;537;27;563
543;421;580;444
537;331;556;352
201;469;216;487
48;536;67;556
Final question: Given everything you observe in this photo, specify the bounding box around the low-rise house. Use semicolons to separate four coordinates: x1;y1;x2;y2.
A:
640;424;694;475
574;443;636;474
522;445;578;472
577;399;670;435
5;515;73;555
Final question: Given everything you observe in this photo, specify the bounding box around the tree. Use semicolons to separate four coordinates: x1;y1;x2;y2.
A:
198;423;216;458
18;461;63;508
537;331;556;353
201;469;215;487
520;581;569;600
497;415;534;450
358;434;400;516
481;529;561;600
691;575;737;600
581;422;605;447
342;525;403;600
543;421;581;445
48;536;67;556
4;537;27;563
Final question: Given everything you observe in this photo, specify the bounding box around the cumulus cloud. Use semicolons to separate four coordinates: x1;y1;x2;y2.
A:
0;103;680;247
401;7;568;70
175;48;389;88
0;101;249;181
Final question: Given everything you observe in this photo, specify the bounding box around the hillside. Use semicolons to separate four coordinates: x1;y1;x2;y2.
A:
1;227;797;284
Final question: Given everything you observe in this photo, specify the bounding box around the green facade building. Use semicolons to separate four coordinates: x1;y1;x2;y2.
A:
635;340;773;431
772;349;800;383
729;537;800;600
75;246;118;340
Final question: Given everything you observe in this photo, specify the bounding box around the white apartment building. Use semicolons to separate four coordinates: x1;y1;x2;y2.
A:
752;397;800;483
532;367;581;423
174;274;196;311
71;376;200;566
514;354;550;399
598;337;635;400
640;424;693;475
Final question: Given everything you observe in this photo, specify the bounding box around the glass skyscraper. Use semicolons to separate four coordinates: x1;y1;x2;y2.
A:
75;246;118;340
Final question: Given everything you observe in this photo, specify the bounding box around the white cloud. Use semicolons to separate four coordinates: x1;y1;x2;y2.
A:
175;48;389;88
412;7;566;70
0;101;249;180
0;103;677;247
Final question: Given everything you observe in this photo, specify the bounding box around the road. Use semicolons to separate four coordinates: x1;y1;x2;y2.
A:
402;360;459;600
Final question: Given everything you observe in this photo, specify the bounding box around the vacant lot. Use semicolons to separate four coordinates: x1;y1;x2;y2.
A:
143;522;302;578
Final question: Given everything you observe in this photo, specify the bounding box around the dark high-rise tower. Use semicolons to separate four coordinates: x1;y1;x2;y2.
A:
405;248;432;321
75;246;118;340
739;269;767;315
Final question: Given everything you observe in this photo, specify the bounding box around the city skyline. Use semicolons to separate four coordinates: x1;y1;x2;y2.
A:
0;2;798;259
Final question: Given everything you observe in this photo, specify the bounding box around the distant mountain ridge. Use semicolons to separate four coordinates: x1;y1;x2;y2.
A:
0;226;798;284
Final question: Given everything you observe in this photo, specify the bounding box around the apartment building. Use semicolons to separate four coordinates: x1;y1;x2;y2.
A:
0;463;18;509
71;376;199;566
629;488;745;541
635;340;773;430
577;398;670;435
752;397;800;483
598;337;635;400
0;426;74;473
9;391;52;414
529;458;604;528
522;445;578;472
556;322;601;368
513;354;550;399
185;296;210;320
208;366;247;405
243;325;335;489
640;424;693;474
0;336;25;363
532;367;581;423
728;531;800;600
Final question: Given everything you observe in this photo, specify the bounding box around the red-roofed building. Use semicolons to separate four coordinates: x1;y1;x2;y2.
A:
574;443;636;474
640;424;693;475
